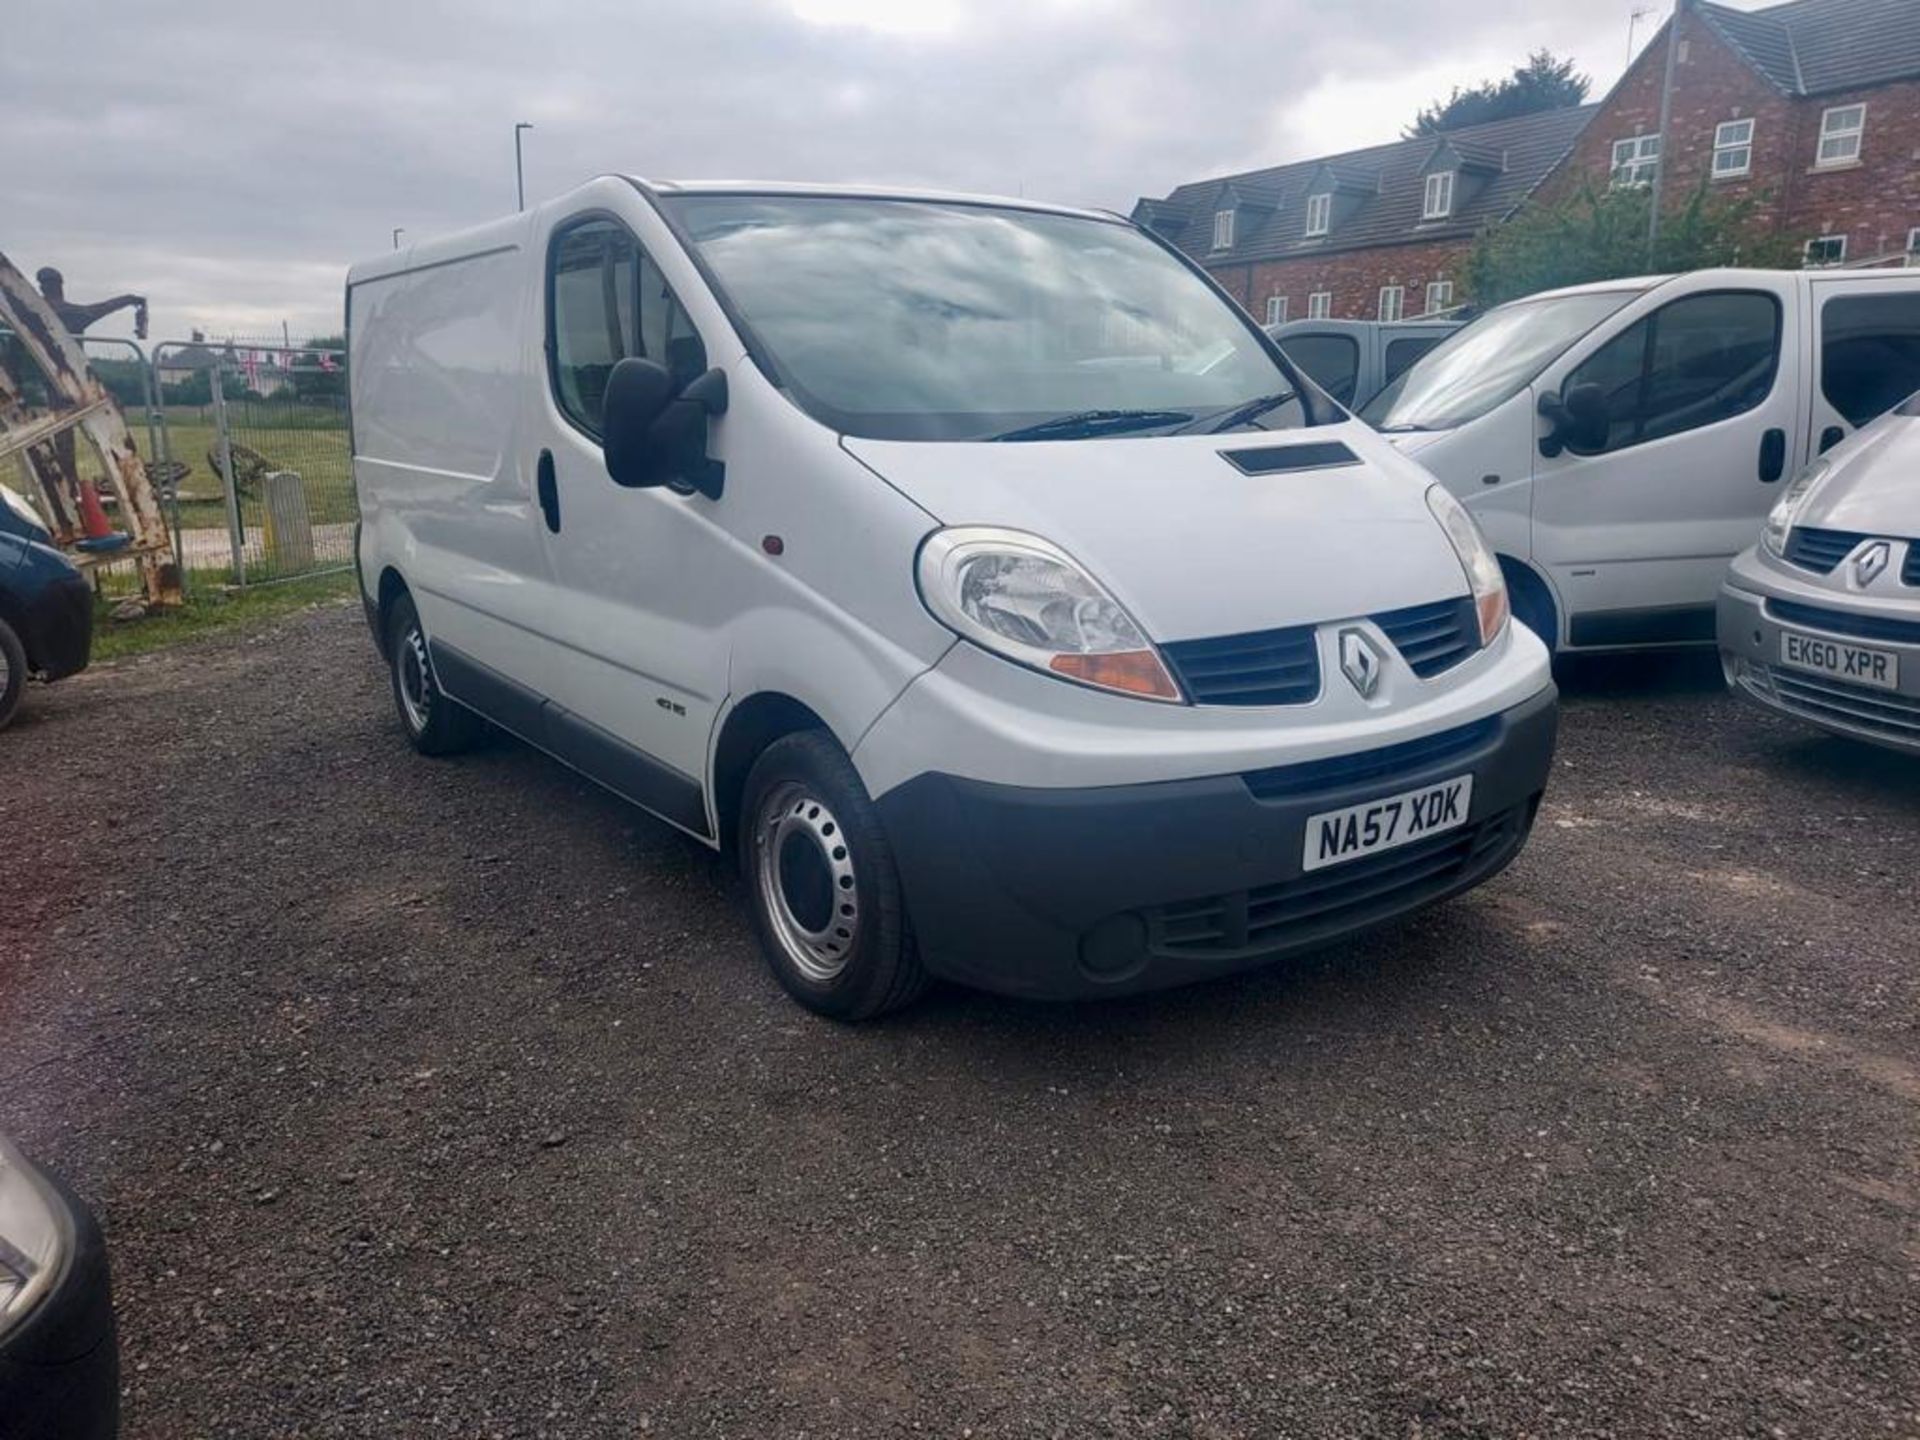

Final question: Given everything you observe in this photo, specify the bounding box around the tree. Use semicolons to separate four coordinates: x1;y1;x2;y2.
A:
1462;178;1803;307
1406;50;1590;138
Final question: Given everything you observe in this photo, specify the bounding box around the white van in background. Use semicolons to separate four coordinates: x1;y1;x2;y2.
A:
1362;269;1920;653
347;176;1558;1019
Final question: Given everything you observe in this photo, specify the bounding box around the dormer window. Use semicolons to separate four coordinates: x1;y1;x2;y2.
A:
1305;193;1331;238
1212;208;1235;250
1422;171;1455;220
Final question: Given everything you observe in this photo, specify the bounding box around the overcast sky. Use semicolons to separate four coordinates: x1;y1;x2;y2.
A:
6;0;1709;344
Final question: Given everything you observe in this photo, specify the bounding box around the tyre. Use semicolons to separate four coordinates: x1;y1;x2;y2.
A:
386;593;483;756
0;618;25;732
738;730;928;1020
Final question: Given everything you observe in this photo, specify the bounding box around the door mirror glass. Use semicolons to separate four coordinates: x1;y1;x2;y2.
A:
603;357;676;488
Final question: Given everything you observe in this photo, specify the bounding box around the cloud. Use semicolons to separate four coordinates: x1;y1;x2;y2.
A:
0;0;1674;343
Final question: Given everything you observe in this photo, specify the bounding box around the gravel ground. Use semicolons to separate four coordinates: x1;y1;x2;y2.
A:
5;601;1917;1439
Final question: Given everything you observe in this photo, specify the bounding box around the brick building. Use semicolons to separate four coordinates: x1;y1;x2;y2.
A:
1134;0;1920;318
1131;105;1595;324
1572;0;1920;269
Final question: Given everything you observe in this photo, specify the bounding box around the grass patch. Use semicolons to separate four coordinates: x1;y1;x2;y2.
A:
91;570;357;662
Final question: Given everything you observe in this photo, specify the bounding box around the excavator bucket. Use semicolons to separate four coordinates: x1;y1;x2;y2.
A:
0;249;183;608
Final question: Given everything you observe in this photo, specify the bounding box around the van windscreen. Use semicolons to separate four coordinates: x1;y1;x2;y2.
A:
1361;290;1639;433
662;194;1314;442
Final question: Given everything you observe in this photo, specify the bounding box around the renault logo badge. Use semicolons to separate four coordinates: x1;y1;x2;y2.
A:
1853;540;1890;587
1338;628;1383;699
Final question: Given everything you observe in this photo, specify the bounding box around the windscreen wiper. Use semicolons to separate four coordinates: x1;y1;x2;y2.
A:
988;408;1194;442
1198;391;1297;434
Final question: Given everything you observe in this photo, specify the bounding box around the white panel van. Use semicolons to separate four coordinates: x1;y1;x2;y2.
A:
1362;269;1920;653
348;177;1557;1019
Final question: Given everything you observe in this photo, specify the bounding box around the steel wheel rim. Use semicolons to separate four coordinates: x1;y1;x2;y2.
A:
754;781;859;984
398;626;433;733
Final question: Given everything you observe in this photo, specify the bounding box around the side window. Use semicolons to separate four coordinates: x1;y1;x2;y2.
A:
1819;292;1920;427
1562;291;1780;455
548;217;707;437
1279;333;1360;407
1384;335;1442;385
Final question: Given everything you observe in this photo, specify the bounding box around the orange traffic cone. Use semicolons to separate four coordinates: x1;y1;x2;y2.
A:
74;480;130;553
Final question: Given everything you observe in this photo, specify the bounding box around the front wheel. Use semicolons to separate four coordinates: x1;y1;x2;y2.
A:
386;593;482;756
739;731;928;1020
0;618;26;732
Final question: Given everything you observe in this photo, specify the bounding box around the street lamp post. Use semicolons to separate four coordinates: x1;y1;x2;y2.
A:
515;122;534;212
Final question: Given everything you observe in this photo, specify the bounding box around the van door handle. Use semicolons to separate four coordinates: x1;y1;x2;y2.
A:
536;450;560;533
1818;424;1845;454
1758;427;1785;483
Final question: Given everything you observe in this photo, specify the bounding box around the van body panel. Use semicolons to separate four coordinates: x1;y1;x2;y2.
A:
348;221;556;692
842;424;1470;642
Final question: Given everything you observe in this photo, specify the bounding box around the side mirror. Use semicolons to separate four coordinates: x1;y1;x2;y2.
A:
603;357;676;488
602;357;730;498
1536;382;1609;458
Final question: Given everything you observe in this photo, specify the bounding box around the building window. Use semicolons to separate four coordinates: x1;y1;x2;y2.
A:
1816;105;1865;167
1212;209;1235;250
1425;279;1453;315
1307;290;1332;319
1908;227;1920;266
1378;286;1405;322
1712;119;1754;179
1422;171;1455;220
1804;234;1848;267
1265;294;1288;325
1610;134;1661;188
1305;193;1331;238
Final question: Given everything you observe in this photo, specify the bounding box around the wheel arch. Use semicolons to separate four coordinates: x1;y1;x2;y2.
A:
1499;554;1560;653
710;691;834;858
372;566;411;658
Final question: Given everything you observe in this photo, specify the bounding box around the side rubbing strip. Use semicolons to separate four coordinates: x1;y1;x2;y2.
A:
1218;442;1360;476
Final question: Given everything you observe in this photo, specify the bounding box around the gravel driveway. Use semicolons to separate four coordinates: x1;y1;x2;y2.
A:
4;601;1917;1438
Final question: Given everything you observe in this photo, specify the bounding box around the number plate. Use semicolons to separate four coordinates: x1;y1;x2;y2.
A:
1303;774;1474;873
1779;629;1899;691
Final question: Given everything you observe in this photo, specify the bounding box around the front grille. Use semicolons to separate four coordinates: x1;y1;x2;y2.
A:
1752;663;1920;746
1783;526;1868;574
1372;597;1480;678
1144;807;1525;961
1243;716;1497;801
1769;599;1920;646
1905;544;1920;588
1163;624;1320;706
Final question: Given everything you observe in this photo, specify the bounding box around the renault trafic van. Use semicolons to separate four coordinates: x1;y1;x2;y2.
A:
348;177;1557;1019
1362;269;1920;654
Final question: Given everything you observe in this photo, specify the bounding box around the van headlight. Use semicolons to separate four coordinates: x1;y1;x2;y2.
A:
1762;459;1829;558
0;1138;70;1341
1426;485;1508;646
916;527;1183;702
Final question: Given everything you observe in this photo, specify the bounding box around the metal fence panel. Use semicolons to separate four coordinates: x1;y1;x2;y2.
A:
152;337;353;587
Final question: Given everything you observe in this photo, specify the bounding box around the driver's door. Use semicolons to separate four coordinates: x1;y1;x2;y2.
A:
525;207;729;833
1530;280;1803;647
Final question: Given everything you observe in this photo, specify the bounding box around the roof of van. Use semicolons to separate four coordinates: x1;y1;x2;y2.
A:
634;176;1117;221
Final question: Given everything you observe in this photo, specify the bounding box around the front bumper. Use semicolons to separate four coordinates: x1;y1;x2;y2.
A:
0;1153;119;1440
874;684;1557;1000
1718;568;1920;754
